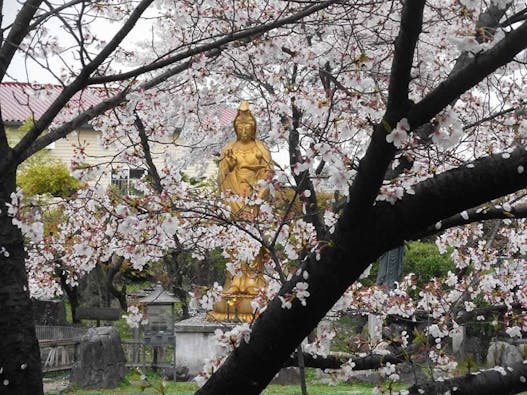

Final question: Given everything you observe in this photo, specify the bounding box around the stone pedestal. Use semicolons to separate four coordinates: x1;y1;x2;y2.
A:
174;314;236;377
367;314;382;341
451;325;465;356
174;314;303;384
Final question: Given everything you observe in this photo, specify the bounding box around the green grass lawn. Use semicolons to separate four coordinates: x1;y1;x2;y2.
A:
60;382;380;395
49;369;391;395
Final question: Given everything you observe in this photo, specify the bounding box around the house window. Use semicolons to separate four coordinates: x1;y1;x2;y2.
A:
111;168;145;196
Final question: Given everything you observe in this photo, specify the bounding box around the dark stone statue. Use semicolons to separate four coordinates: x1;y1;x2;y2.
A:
376;245;404;290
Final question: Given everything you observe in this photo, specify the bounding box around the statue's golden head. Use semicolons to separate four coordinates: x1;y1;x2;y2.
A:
234;100;256;140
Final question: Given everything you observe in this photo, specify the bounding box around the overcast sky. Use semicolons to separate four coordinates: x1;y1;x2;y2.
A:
2;1;143;84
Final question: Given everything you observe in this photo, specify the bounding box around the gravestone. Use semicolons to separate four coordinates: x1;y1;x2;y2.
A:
70;326;126;389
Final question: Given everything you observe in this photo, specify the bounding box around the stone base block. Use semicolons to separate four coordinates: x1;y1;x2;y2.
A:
175;314;236;377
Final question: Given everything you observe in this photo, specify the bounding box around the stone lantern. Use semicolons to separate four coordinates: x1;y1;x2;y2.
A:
139;284;179;377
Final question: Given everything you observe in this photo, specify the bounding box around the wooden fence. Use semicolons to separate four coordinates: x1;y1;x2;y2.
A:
122;339;176;371
37;326;176;373
37;326;87;373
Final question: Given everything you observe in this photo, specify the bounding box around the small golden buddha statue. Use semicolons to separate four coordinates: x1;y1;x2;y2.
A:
208;101;273;322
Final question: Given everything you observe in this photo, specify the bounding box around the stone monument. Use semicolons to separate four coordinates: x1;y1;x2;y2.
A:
70;326;126;389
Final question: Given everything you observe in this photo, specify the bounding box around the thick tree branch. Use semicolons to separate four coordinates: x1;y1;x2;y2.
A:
0;0;42;81
386;0;425;118
499;7;527;28
408;360;527;395
381;146;527;243
342;0;425;231
0;106;8;157
15;88;129;164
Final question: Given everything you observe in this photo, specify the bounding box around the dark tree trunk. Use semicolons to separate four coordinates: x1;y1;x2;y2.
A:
57;266;81;324
0;166;43;394
164;250;189;319
107;255;128;311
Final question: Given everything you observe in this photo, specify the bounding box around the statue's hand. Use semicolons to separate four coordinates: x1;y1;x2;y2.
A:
224;149;237;170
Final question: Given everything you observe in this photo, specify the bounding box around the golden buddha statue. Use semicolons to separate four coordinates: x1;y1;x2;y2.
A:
208;101;273;322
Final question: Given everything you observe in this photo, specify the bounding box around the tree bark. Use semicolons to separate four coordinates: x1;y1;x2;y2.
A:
0;165;43;394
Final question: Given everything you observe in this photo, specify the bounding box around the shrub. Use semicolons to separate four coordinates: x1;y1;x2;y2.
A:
403;241;455;285
18;160;81;197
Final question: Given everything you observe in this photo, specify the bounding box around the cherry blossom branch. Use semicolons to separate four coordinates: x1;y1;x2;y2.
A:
455;303;524;326
27;0;85;31
463;104;523;131
11;1;338;168
289;99;327;241
285;348;414;371
42;0;91;68
133;113;164;194
415;203;527;239
407;20;527;128
12;0;155;160
87;0;338;85
408;361;527;395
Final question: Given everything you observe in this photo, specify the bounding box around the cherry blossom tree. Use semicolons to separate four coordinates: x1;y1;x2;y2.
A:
0;1;337;393
2;1;527;394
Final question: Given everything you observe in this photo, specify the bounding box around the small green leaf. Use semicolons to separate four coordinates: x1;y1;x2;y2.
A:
382;119;392;132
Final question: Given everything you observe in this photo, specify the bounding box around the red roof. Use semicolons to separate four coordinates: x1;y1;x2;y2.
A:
0;82;246;128
218;105;237;124
0;82;108;125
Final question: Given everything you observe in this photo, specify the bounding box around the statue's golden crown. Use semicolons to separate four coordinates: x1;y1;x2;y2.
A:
234;100;256;127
